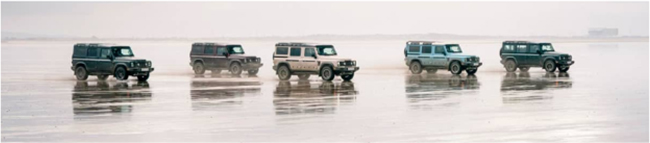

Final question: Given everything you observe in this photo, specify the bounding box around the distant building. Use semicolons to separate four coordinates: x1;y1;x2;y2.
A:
589;28;618;37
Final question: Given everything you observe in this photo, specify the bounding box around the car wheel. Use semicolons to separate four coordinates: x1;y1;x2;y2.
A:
341;74;354;81
97;75;109;80
559;67;570;72
466;69;478;75
320;66;335;81
114;66;129;80
75;66;89;80
427;69;437;74
230;63;242;75
193;62;205;74
409;61;423;74
519;67;530;72
248;69;259;75
277;65;291;80
450;61;463;75
544;60;557;72
211;70;221;74
137;74;149;81
298;74;310;80
505;60;517;72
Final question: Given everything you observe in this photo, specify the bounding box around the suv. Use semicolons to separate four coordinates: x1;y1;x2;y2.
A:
404;41;482;75
71;43;154;81
499;41;575;72
272;42;359;81
190;42;263;75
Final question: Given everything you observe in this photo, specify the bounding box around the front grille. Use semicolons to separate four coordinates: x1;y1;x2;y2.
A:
132;61;150;67
467;57;480;62
246;57;261;63
339;60;356;66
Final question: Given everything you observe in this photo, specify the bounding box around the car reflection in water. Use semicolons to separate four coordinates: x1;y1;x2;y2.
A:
405;74;480;110
72;81;152;117
191;74;262;111
501;72;572;103
273;80;357;115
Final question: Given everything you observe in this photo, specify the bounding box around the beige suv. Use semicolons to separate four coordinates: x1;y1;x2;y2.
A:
272;42;359;81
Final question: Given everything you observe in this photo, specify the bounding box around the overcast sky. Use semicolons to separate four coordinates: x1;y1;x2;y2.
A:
2;2;648;38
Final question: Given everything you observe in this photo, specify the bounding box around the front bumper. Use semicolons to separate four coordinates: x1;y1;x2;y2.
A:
242;63;263;70
335;66;360;75
463;62;482;69
556;60;575;66
127;67;154;75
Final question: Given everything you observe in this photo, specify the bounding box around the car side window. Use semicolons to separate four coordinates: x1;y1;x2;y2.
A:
422;45;432;54
100;49;111;58
191;46;203;54
408;45;420;53
290;47;301;57
434;46;445;54
204;46;214;55
516;44;528;53
276;47;288;55
87;47;98;57
502;44;515;52
304;48;315;57
216;47;227;56
529;45;539;53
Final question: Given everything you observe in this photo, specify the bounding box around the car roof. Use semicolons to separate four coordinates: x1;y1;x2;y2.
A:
74;43;129;48
406;40;454;45
502;41;551;44
192;42;241;46
275;42;332;47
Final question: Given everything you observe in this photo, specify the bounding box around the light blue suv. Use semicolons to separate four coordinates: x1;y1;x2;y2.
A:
404;41;482;75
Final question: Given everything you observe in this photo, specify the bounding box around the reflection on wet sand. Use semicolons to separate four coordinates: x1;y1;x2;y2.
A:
501;72;572;103
405;74;480;110
273;80;357;115
72;81;152;116
191;75;262;111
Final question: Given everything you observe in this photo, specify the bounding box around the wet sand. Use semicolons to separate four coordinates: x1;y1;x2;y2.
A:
1;41;648;142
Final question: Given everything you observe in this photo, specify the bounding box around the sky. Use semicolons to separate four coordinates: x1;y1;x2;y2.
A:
1;2;648;38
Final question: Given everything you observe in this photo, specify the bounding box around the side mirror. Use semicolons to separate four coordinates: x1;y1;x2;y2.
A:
108;55;114;60
536;50;542;54
442;52;447;56
222;52;229;58
311;54;317;59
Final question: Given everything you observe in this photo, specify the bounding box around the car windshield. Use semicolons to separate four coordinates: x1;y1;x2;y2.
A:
541;44;555;52
114;47;134;57
228;46;245;54
317;46;337;56
446;45;462;53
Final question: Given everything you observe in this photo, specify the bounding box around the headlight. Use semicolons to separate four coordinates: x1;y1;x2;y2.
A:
130;62;135;67
147;61;152;66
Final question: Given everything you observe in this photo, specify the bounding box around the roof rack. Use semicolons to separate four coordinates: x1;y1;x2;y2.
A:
406;40;440;45
275;42;326;47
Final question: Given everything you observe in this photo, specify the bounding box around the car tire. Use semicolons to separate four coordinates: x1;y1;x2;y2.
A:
193;62;205;74
230;63;242;75
519;67;530;72
137;74;149;81
75;66;89;80
277;65;291;80
409;61;423;74
341;74;354;81
544;60;557;72
450;61;463;75
114;66;129;80
298;74;310;80
248;69;259;75
320;66;335;81
97;75;109;80
559;67;570;72
466;69;477;75
211;70;221;74
505;59;517;72
427;69;437;74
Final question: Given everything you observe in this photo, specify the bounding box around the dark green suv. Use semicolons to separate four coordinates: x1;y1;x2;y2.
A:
500;41;574;72
71;43;154;81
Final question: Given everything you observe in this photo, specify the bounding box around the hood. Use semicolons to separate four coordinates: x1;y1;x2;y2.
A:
318;55;353;61
228;54;258;59
114;56;148;62
542;51;570;56
447;53;479;58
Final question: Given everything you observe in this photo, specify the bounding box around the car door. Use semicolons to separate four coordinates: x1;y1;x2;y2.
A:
85;47;99;72
515;44;530;65
419;45;434;66
432;45;447;67
406;45;421;65
98;48;113;73
215;46;229;68
288;47;303;71
528;44;542;66
203;46;216;67
302;47;318;72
